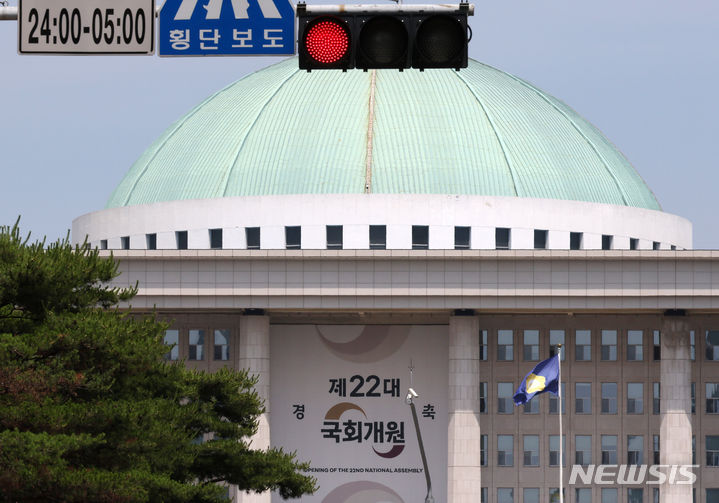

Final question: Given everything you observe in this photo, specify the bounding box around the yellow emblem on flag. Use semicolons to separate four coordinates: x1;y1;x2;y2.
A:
526;373;546;394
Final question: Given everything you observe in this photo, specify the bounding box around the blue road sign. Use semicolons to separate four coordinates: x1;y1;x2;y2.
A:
159;0;295;56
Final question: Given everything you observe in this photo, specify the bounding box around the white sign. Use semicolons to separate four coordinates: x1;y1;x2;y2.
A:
271;325;448;503
18;0;154;54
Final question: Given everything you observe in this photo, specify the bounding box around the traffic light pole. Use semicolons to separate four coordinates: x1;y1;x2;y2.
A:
300;3;474;15
0;5;17;20
0;4;162;20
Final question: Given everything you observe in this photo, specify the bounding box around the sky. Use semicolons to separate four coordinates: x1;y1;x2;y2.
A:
1;0;718;248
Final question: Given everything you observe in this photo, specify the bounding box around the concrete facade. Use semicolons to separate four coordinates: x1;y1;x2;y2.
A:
120;250;719;502
72;194;692;252
237;315;271;503
448;316;483;503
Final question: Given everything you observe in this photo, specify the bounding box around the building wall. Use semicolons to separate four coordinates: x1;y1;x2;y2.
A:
156;311;719;503
72;194;692;251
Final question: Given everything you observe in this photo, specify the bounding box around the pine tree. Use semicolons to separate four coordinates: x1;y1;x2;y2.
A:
0;221;317;502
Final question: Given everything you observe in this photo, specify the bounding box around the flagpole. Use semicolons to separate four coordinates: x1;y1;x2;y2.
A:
557;344;564;503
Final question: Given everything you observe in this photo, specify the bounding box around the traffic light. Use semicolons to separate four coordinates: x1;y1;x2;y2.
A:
297;3;473;71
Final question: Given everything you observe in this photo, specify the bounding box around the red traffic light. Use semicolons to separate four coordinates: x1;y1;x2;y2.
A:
300;16;351;68
297;3;473;71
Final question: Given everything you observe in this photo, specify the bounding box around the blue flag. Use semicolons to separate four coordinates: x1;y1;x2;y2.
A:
513;355;560;406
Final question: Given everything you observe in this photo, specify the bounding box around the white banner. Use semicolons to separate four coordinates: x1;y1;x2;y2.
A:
271;324;448;503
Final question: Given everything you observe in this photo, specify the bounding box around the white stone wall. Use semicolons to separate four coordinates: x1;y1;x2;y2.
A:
72;193;692;250
447;316;482;503
237;315;271;503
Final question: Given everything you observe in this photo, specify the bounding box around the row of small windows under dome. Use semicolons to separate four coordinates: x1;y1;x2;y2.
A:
98;225;680;251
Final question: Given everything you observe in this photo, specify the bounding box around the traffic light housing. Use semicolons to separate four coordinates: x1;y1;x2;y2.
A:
297;3;473;71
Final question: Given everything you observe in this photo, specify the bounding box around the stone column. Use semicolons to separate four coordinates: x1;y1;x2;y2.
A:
660;317;693;503
237;314;271;503
447;315;481;503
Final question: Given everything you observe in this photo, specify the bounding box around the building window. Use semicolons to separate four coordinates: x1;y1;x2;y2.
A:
412;225;429;250
534;229;548;249
627;330;643;360
653;488;659;503
481;488;488;503
690;330;696;361
454;226;470;249
121;236;130;250
601;330;617;361
653;241;660;250
602;488;618;503
576;330;591;361
498;330;513;360
524;435;539;466
549;329;565;360
575;435;592;465
576;488;591;503
627;382;644;414
601;435;617;464
601;382;617;414
100;239;108;250
479;382;487;414
653;434;660;464
497;382;513;414
576;383;591;414
570;232;583;250
523;329;539;361
285;226;301;249
707;436;719;466
213;329;230;361
496;227;510;250
708;489;719;503
245;227;260;249
549;435;565;466
480;434;487;466
627;489;643;503
706;330;719;360
671;245;677;250
549;382;565;414
524;395;539;414
630;237;639;250
653;330;661;360
602;234;613;250
707;383;719;413
692;382;696;414
653;382;660;414
549;488;564;503
628;435;644;465
693;435;696;464
188;329;205;361
497;435;513;466
176;230;188;250
479;329;488;360
146;233;157;250
524;488;539;503
209;228;222;249
369;225;386;249
326;225;343;249
497;488;514;503
163;329;179;361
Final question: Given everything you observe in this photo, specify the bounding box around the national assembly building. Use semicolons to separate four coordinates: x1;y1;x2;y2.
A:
72;57;719;503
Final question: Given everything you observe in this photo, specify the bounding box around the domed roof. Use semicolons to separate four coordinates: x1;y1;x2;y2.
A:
107;57;660;210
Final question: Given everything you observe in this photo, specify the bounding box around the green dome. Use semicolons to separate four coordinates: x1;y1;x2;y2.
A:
107;57;660;210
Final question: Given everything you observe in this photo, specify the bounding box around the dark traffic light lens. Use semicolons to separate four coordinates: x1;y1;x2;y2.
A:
415;15;465;65
303;17;351;64
358;16;408;67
